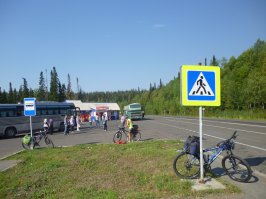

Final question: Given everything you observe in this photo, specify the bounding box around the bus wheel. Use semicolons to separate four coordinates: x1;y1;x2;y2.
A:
5;127;16;138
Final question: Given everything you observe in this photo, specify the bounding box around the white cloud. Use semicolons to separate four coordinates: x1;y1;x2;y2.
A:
153;24;166;28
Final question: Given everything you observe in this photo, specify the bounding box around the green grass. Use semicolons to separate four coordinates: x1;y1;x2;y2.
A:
0;140;240;199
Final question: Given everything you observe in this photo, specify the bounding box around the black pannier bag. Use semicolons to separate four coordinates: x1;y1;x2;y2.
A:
132;125;139;135
184;135;200;156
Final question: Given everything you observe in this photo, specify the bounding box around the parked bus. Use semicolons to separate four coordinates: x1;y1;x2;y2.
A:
124;103;144;120
0;101;79;138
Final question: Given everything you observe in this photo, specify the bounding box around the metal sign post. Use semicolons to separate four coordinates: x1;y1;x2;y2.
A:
199;106;204;181
181;65;221;182
29;116;33;149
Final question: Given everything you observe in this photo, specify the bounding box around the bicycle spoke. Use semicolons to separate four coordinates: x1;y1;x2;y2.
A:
173;153;200;179
222;155;251;182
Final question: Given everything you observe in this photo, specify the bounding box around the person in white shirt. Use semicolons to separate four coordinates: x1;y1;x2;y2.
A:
102;114;108;131
95;114;100;128
76;115;81;131
70;116;75;132
120;114;126;127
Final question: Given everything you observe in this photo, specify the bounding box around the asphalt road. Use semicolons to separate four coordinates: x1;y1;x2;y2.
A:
1;115;266;198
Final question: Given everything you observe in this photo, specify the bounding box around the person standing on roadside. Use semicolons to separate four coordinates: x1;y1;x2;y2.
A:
95;114;100;128
43;118;49;132
76;115;81;131
48;118;53;135
120;114;126;127
102;114;108;131
126;116;134;142
64;115;69;135
70;115;75;132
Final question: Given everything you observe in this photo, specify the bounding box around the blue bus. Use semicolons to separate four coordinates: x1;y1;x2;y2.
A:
0;101;79;138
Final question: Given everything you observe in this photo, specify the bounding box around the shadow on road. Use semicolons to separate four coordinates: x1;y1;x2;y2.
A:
211;167;259;183
245;157;266;167
141;138;154;141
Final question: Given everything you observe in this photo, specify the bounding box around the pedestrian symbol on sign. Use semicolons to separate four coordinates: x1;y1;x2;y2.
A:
189;72;214;96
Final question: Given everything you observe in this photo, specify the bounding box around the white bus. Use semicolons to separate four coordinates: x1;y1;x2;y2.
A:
0;101;79;138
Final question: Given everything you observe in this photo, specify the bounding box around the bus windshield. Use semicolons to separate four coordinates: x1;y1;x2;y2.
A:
130;104;141;109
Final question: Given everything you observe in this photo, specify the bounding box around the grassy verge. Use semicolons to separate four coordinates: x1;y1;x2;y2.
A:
0;140;240;198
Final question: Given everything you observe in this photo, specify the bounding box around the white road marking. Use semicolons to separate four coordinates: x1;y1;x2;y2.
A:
151;120;266;152
165;118;266;135
204;134;266;152
164;116;266;128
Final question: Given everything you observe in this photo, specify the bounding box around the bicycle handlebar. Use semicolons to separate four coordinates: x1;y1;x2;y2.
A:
216;131;237;147
230;131;238;140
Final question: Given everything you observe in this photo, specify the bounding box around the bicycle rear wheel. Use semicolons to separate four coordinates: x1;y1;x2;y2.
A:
222;154;252;182
22;142;31;150
113;131;123;143
45;137;54;148
132;132;141;141
173;152;200;179
22;137;36;149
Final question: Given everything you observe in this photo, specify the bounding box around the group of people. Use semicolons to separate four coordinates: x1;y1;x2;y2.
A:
63;115;81;135
43;113;134;140
87;113;108;130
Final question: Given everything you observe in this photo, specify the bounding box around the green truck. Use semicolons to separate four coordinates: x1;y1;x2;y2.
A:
124;103;144;120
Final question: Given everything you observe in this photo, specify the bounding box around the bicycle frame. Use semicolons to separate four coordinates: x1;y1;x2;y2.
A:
203;137;234;165
33;130;47;144
203;146;223;164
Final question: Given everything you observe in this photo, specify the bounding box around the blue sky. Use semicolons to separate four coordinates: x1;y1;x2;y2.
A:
0;0;265;93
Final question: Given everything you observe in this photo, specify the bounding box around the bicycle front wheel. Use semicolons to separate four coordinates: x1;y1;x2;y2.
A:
222;155;252;182
173;152;200;179
45;137;54;148
113;131;122;143
132;132;141;142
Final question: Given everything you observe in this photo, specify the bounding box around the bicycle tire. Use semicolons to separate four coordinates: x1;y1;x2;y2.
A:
22;137;36;150
132;132;141;142
45;137;54;148
22;142;31;150
173;152;200;179
113;131;123;143
222;154;252;182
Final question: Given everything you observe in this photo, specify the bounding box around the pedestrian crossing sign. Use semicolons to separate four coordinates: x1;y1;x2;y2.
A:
181;65;221;106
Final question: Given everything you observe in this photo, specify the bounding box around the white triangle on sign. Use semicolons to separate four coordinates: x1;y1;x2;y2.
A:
188;72;214;96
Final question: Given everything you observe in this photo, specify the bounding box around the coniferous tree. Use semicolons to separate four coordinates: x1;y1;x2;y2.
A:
13;89;18;104
37;71;46;101
21;78;30;99
0;87;3;103
66;74;74;100
159;78;163;89
49;67;59;101
18;86;23;103
29;88;34;98
210;55;219;66
8;82;14;103
1;90;8;103
58;82;67;102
